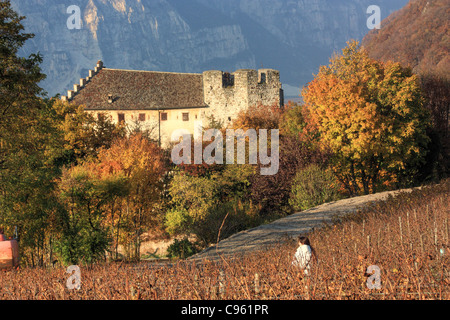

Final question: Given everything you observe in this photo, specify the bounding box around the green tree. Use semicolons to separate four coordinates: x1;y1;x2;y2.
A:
0;1;62;266
0;3;128;266
51;100;126;166
279;101;307;138
165;164;258;246
56;163;112;265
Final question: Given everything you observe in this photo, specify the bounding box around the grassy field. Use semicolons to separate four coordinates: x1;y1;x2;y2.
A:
1;179;448;300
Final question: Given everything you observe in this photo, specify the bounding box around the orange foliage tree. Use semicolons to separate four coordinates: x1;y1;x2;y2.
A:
302;41;430;195
56;132;167;263
95;133;167;260
231;103;283;131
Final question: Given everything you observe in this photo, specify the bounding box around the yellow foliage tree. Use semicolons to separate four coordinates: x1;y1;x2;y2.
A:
302;41;430;195
96;133;167;260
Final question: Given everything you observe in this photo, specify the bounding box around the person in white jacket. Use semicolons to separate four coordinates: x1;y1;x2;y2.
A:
292;236;316;275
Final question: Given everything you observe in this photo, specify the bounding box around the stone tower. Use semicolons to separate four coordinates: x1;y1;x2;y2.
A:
202;68;283;124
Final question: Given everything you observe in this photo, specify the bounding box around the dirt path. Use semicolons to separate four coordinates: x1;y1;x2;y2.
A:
189;188;417;262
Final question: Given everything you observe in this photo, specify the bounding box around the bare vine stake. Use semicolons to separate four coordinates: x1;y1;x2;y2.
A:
398;216;403;244
377;228;381;248
206;277;211;298
420;234;424;254
434;220;438;252
387;223;391;247
194;274;198;289
362;220;365;237
254;273;260;295
433;204;438;251
445;218;449;244
407;211;412;250
212;285;218;299
219;270;225;299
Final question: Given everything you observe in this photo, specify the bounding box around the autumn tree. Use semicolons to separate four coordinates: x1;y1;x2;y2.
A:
96;133;167;260
51;99;126;166
231;103;283;132
229;103;331;216
302;41;430;195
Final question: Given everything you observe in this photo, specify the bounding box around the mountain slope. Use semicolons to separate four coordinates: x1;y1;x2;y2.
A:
362;0;449;79
362;0;449;180
11;0;409;97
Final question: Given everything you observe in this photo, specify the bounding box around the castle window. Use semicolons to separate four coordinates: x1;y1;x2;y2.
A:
139;113;146;121
161;112;168;121
182;112;189;121
118;113;125;123
259;72;266;84
222;72;234;87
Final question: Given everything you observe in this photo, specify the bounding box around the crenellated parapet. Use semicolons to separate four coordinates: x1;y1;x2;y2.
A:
202;68;283;124
61;60;104;102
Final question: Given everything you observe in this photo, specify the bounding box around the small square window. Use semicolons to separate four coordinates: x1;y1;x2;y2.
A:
118;113;125;123
182;112;189;121
139;113;145;121
161;112;168;121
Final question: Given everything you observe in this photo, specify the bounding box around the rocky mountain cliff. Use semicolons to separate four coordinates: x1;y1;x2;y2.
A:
11;0;408;97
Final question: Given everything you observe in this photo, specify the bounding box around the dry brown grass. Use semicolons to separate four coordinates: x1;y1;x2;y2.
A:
1;180;448;300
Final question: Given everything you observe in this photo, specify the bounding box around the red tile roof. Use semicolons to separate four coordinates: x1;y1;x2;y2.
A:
71;68;207;110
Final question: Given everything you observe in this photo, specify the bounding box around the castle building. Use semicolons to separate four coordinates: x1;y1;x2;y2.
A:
62;61;284;147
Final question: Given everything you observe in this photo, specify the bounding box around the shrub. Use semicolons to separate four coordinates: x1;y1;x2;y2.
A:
250;134;330;217
289;164;343;211
166;238;200;259
190;199;262;246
